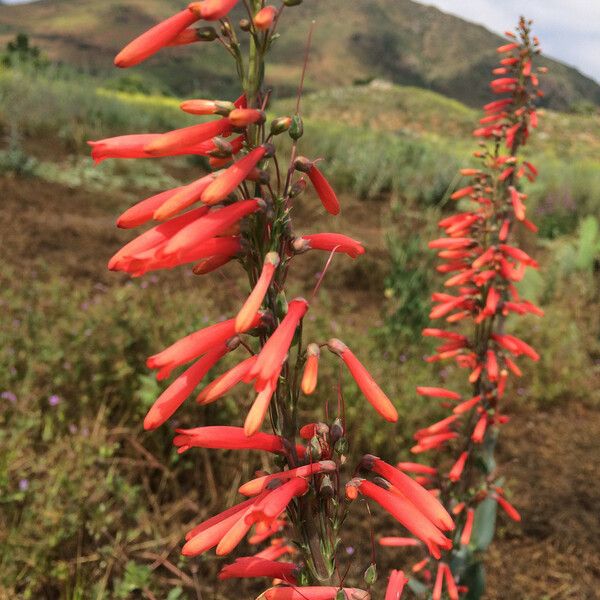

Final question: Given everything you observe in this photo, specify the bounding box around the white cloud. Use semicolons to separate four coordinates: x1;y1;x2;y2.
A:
420;0;600;81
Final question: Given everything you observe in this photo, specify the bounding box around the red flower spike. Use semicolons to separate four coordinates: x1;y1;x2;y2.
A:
236;252;279;333
301;343;320;395
114;7;200;68
239;460;336;496
379;537;421;548
202;146;269;205
362;456;454;531
356;480;451;558
448;451;468;483
461;508;475;545
197;355;258;404
219;557;297;582
189;0;239;21
327;339;398;422
254;6;278;30
385;569;408;600
144;118;232;156
144;344;228;430
147;313;261;379
295;233;365;258
248;299;309;392
259;587;370;599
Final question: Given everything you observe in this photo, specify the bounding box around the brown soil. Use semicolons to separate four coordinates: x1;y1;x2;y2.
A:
3;170;600;598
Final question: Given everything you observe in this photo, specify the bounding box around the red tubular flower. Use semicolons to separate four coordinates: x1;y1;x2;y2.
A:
114;7;200;68
196;355;258;404
432;563;444;600
295;233;365;258
219;557;297;582
450;186;474;200
416;386;461;400
248;299;309;392
236;252;279;333
460;508;475;545
246;477;309;525
495;494;521;521
229;108;266;126
153;174;215;221
145;118;232;156
254;6;278;30
181;98;228;115
448;451;469;482
362;456;454;531
117;187;186;229
88;134;209;163
301;343;320;395
249;519;286;544
385;569;408;600
144;344;229;430
161;199;263;257
202;146;269;205
189;0;240;21
239;460;336;496
414;415;458;439
396;462;437;476
307;164;341;215
379;537;421;548
173;426;296;455
411;431;458;453
355;480;451;558
443;564;459;600
471;414;488;443
244;383;276;437
327;339;398;422
260;587;370;600
147;313;261;380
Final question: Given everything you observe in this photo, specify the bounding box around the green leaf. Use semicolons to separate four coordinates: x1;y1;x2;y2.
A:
471;497;497;551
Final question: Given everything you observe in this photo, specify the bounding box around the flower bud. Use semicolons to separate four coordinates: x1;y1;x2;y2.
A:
294;156;312;173
239;18;251;31
254;6;278;30
330;418;344;443
334;436;348;456
197;26;218;41
309;436;322;460
284;0;303;6
320;475;334;498
289;178;307;198
270;116;293;135
364;563;378;585
289;115;304;140
208;137;234;158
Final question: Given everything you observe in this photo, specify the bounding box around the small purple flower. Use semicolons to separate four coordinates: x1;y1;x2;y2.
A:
48;394;61;407
19;479;29;492
1;391;17;403
345;546;355;556
68;424;78;434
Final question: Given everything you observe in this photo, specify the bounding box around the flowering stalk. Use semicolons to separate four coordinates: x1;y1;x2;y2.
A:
381;19;545;598
93;1;452;596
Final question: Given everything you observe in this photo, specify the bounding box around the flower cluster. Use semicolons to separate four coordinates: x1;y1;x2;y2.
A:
92;1;452;597
380;18;544;598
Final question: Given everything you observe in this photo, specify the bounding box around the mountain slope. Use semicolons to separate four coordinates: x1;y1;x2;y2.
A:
0;0;598;110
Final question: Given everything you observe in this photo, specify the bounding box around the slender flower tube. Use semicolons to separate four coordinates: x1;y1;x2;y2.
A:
172;426;292;455
259;588;370;600
353;480;451;558
416;386;461;400
244;382;276;436
144;118;232;155
294;157;341;215
180;98;233;115
245;477;309;524
114;7;200;68
460;508;475;545
294;234;365;258
301;343;320;395
196;355;258;404
254;6;278;30
229;108;266;126
443;564;459;600
248;299;309;392
201;146;270;205
236;252;280;333
218;557;297;582
144;344;229;430
239;461;336;496
448;451;469;483
161;199;263;257
327;339;398;422
117;187;186;228
385;569;408;600
153;174;215;221
189;0;240;20
147;313;260;378
379;537;421;548
361;456;454;531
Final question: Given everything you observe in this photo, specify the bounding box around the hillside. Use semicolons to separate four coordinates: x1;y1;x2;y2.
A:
0;0;599;110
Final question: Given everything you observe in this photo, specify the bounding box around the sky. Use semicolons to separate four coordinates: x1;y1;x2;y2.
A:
1;0;599;82
420;0;600;82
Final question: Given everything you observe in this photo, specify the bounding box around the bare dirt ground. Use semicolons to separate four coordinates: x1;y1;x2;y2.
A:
2;172;600;599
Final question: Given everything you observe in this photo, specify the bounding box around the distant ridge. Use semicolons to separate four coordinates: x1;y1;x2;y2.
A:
0;0;598;111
